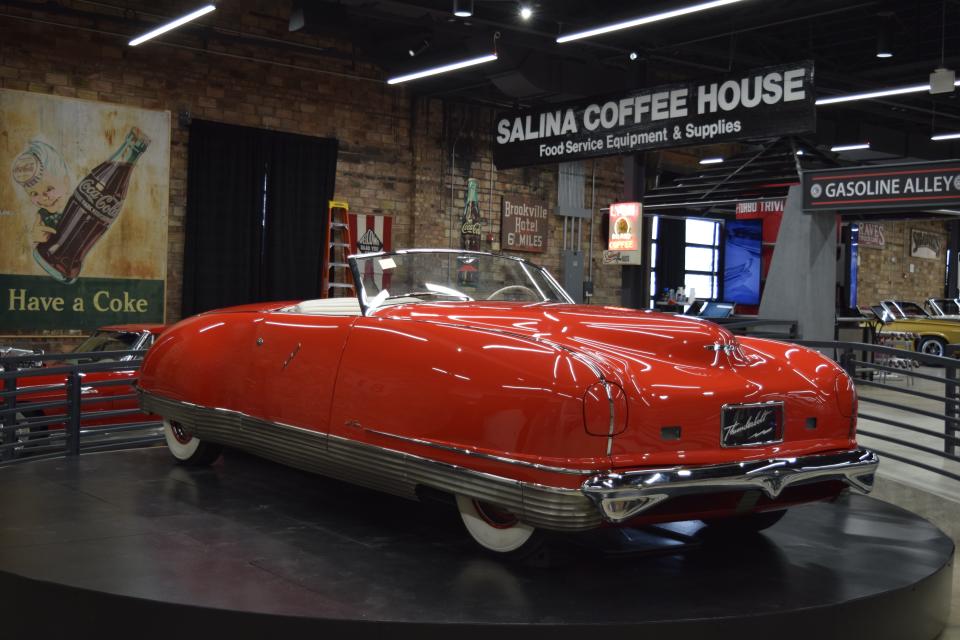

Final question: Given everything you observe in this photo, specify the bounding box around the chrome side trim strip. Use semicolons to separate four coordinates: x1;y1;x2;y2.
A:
582;448;879;523
138;389;601;531
362;427;599;476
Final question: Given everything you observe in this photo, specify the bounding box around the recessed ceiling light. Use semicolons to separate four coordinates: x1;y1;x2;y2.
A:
519;5;533;20
629;51;638;61
128;4;215;46
831;143;871;152
557;0;746;43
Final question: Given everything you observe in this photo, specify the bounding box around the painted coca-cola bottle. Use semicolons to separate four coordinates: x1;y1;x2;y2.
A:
33;127;150;284
457;178;482;287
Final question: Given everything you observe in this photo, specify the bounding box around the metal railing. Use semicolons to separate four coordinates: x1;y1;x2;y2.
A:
717;318;799;340
793;339;960;483
3;339;957;489
0;350;163;466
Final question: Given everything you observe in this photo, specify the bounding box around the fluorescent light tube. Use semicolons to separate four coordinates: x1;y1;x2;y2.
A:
817;82;932;105
831;143;870;152
129;4;216;46
932;132;960;141
387;53;497;85
699;157;723;164
557;0;746;43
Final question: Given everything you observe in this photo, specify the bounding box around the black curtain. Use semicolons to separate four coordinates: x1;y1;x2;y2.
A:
262;130;338;301
182;120;338;316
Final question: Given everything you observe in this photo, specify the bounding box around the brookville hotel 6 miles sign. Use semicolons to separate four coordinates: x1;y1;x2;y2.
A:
492;62;815;169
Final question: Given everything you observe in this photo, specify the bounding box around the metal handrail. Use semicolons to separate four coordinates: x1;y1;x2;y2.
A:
0;349;161;464
789;338;959;484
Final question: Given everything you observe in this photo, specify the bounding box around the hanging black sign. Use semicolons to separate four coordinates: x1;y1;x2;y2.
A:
802;161;960;211
492;62;815;169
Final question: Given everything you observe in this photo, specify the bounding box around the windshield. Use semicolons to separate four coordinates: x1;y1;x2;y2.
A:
350;250;572;313
69;330;141;360
932;299;960;315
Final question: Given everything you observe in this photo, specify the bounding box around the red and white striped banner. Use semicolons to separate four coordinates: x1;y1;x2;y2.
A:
348;214;393;292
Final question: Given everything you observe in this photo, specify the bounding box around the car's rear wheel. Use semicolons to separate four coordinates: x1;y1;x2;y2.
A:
163;419;221;466
455;494;549;560
701;509;787;535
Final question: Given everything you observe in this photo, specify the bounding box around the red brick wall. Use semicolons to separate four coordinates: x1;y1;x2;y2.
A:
0;1;626;350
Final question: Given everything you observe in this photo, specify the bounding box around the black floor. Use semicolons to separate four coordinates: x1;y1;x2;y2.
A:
0;447;952;639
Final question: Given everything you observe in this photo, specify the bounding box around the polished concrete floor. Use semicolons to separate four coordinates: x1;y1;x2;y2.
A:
855;366;960;640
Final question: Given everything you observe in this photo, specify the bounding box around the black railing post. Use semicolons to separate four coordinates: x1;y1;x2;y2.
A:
839;347;856;379
66;368;82;457
946;356;958;457
0;365;16;462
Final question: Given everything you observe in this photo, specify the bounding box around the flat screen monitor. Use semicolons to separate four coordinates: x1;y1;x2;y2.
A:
723;219;762;305
700;302;735;318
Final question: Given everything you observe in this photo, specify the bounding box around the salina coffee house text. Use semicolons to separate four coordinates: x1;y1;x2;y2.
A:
492;62;815;169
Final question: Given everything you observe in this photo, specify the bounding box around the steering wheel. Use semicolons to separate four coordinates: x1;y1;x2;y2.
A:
486;285;539;301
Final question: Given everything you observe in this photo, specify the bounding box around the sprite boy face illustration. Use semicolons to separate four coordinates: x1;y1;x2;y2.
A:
12;140;71;213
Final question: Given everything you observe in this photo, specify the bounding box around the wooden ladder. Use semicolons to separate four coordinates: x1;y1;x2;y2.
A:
322;200;355;298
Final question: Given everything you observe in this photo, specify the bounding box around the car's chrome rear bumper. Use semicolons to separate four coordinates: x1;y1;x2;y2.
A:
581;448;878;523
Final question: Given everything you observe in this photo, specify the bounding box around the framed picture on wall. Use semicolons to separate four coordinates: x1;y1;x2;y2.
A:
909;229;945;260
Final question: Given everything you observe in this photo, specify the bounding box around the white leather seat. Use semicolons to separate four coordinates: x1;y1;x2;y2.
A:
284;298;362;316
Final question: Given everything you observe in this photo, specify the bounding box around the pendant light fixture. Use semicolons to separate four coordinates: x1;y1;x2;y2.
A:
453;0;474;18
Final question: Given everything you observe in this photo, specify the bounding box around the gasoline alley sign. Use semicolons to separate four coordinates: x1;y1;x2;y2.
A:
493;62;815;169
802;161;960;211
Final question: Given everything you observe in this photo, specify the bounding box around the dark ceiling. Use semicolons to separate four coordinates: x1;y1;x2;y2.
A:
294;0;960;161
4;0;960;163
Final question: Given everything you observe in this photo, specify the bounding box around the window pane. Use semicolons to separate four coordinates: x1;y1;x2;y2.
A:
685;218;717;245
651;215;659;240
684;273;716;300
649;271;657;302
684;246;715;272
650;242;658;266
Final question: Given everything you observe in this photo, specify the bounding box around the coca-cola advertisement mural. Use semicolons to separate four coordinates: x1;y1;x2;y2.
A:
0;89;169;330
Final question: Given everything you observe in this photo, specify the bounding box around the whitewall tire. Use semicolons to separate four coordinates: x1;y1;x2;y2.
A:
163;419;221;466
455;494;538;553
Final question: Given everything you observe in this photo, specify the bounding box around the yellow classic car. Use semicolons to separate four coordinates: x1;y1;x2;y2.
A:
868;301;960;357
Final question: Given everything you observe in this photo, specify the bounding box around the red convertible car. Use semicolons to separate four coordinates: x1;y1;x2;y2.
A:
138;249;877;558
5;324;165;456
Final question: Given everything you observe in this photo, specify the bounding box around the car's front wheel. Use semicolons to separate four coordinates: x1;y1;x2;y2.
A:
918;336;947;358
701;509;787;535
455;494;548;560
163;419;221;466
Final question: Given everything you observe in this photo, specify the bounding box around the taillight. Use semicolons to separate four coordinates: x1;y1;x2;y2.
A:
583;381;628;436
834;372;856;417
833;372;858;438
